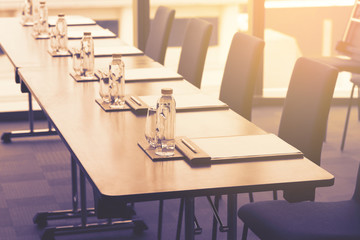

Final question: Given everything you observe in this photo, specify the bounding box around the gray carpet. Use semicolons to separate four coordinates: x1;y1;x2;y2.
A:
0;104;359;240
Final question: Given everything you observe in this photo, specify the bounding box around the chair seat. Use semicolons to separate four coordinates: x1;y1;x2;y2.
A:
238;200;360;240
314;56;360;74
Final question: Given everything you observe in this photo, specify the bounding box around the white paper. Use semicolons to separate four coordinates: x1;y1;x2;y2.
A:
67;29;115;39
191;134;303;160
48;15;96;26
125;68;183;81
94;46;143;56
138;93;228;110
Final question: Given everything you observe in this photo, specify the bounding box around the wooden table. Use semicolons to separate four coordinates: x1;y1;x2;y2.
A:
18;64;335;240
0;18;124;143
1;17;335;240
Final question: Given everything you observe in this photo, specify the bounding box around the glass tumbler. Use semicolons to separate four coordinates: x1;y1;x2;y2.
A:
49;27;58;53
98;70;110;103
145;106;158;148
72;48;82;76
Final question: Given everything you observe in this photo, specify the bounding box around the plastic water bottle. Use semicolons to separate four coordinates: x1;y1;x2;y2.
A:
80;32;94;77
55;13;68;54
38;1;49;36
32;1;40;35
21;0;33;24
155;88;176;156
109;54;125;107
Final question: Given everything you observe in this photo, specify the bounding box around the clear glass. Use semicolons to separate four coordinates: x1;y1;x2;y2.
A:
21;0;33;24
98;70;110;103
49;27;58;52
145;106;157;148
55;15;68;54
38;2;49;37
155;91;176;156
72;48;82;76
109;56;125;108
80;34;95;77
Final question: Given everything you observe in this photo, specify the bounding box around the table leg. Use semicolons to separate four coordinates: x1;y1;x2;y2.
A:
227;194;237;240
185;197;195;240
35;156;147;239
71;156;79;212
80;169;87;226
33;155;95;227
1;91;57;143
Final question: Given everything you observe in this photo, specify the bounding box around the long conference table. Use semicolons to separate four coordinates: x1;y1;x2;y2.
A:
0;17;334;240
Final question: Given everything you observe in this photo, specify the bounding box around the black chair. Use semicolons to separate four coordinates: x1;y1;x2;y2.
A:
156;19;213;240
237;57;339;240
238;161;360;240
278;57;338;202
175;31;265;240
210;31;265;239
144;6;175;65
177;18;213;89
219;31;265;121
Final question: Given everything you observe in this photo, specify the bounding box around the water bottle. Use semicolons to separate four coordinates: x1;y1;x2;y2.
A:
80;32;94;77
21;0;33;24
109;54;125;107
155;88;176;156
55;13;68;54
32;1;40;35
38;1;49;37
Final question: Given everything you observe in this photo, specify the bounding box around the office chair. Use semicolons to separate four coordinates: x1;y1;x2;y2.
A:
177;18;213;88
213;57;338;237
238;161;360;240
175;32;265;240
210;31;265;239
156;19;212;240
279;57;337;166
238;57;338;240
278;57;337;202
219;31;265;121
144;6;175;65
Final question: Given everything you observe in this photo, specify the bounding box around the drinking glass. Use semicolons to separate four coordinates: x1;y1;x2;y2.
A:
145;106;157;148
72;48;82;76
49;27;58;53
98;70;110;103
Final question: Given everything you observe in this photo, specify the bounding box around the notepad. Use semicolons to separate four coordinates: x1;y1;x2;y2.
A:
138;93;228;110
189;134;303;163
125;68;183;82
94;46;144;57
48;15;96;26
68;29;116;39
21;16;96;27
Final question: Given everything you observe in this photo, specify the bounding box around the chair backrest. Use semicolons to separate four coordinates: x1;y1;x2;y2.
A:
278;57;338;166
177;18;213;88
219;32;264;121
144;6;175;65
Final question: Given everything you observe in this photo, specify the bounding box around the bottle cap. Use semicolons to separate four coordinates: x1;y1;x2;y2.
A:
58;13;65;17
83;32;92;36
161;88;173;95
112;53;122;59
